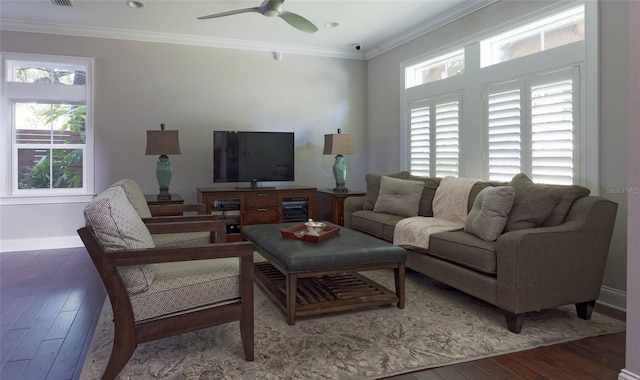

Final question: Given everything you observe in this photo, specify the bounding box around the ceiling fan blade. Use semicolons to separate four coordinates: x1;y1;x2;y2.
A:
197;7;262;20
279;11;318;33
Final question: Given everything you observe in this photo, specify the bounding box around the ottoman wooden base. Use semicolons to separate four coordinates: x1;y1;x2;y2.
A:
255;261;404;324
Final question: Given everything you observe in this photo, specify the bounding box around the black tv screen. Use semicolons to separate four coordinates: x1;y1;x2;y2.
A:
213;131;294;185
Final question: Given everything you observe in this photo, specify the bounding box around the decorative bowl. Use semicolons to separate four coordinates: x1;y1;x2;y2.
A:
304;221;326;236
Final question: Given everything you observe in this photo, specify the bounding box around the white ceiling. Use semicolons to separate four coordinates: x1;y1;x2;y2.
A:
0;0;495;59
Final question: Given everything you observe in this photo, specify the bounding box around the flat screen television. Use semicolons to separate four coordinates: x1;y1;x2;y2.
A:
213;131;294;188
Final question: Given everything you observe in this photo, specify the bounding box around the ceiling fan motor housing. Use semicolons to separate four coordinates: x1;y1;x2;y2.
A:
264;0;284;17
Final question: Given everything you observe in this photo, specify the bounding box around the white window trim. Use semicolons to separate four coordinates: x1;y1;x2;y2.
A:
0;52;95;204
400;0;598;192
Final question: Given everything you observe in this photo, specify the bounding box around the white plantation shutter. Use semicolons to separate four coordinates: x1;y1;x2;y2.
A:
434;100;460;177
408;94;460;177
530;69;577;185
486;82;522;182
409;100;431;176
485;67;578;184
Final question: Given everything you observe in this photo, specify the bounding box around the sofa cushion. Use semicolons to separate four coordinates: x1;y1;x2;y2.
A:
111;178;152;218
465;186;515;241
373;176;425;217
350;210;404;242
407;176;441;216
428;230;498;275
509;173;590;228
363;171;411;210
84;186;155;294
504;174;564;232
542;186;590;227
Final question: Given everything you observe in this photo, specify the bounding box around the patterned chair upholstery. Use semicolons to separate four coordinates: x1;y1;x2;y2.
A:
79;186;254;379
110;178;211;247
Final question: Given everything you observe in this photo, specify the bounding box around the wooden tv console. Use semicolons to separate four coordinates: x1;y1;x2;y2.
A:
197;187;316;242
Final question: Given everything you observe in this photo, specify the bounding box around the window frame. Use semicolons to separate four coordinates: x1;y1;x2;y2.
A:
1;52;95;204
399;1;598;191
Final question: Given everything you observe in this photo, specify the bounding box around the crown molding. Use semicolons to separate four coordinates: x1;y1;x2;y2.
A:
0;19;365;60
0;1;497;61
364;0;499;60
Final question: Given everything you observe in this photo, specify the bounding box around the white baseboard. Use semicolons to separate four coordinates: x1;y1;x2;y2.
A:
599;285;628;312
620;369;640;380
0;235;83;253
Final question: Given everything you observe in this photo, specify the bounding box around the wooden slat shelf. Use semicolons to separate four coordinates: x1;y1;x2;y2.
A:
254;261;399;321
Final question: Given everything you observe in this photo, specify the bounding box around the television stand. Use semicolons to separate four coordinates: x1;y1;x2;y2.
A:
235;185;276;190
235;180;275;190
197;186;317;242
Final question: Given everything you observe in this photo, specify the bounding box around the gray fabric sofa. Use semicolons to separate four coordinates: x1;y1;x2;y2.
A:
343;172;618;333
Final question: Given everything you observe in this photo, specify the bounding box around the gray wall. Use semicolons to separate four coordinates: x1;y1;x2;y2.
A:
0;31;367;250
366;0;629;304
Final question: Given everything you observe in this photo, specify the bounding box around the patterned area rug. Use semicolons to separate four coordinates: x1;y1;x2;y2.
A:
80;270;625;379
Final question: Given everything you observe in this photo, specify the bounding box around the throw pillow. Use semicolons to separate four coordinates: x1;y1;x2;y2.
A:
373;176;425;217
111;178;152;218
465;186;515;241
84;186;155;294
363;171;411;210
504;174;563;232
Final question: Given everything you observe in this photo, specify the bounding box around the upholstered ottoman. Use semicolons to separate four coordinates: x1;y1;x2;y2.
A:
242;222;407;325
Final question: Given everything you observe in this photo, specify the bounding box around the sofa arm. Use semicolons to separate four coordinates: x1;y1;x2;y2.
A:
343;196;365;228
495;196;618;314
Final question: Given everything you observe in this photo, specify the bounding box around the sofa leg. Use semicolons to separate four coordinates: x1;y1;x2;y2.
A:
576;300;596;320
505;312;524;333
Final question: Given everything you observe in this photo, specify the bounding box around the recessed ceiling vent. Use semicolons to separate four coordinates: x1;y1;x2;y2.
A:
51;0;73;7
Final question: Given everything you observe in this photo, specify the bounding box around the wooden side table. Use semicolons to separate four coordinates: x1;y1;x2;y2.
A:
316;189;366;226
145;194;184;216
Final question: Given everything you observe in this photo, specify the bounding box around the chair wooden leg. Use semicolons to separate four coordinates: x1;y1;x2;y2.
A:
240;309;254;361
576;300;596;320
504;312;524;333
102;327;137;380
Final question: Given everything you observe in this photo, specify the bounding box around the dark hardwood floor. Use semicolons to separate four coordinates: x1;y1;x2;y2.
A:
0;248;626;379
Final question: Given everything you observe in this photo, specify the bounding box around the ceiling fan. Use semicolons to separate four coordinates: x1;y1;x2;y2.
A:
198;0;319;34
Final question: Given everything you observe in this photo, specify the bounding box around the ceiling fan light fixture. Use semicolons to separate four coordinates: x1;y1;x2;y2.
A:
264;9;279;17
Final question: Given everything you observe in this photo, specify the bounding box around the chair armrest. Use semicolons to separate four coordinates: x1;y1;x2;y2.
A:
109;241;255;266
143;214;219;224
343;196;365;228
495;196;618;313
144;219;226;244
144;218;222;232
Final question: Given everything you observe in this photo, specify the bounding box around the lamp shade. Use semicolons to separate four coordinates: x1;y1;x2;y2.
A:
323;133;355;155
145;130;181;155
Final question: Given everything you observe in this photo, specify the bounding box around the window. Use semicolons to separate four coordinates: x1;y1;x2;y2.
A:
405;49;465;89
401;1;595;187
1;53;93;200
485;67;578;184
408;93;461;177
480;5;585;67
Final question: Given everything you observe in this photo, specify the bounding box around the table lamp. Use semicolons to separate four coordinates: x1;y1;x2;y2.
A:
323;128;355;193
145;123;181;200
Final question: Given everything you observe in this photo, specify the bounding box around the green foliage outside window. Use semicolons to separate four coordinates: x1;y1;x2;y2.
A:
18;104;86;189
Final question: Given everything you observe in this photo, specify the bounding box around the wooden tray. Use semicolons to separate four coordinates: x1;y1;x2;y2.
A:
281;224;340;243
